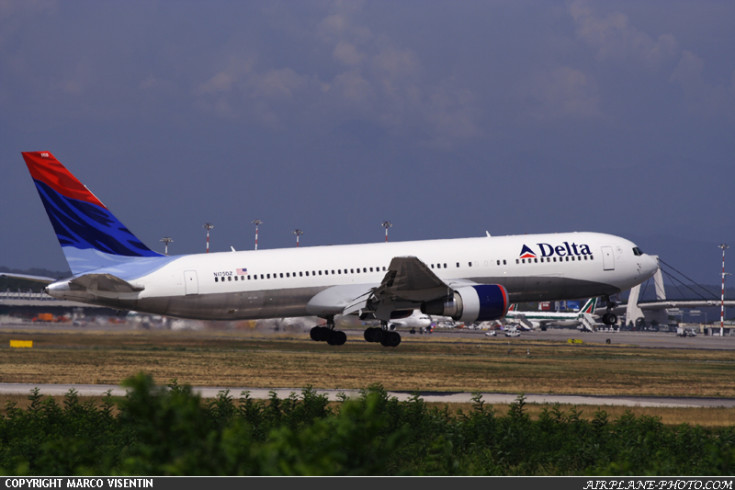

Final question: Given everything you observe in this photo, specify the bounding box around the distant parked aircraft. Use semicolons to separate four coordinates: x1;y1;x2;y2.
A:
504;297;601;331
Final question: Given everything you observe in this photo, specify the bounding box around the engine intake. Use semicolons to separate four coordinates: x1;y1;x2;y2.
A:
422;284;509;323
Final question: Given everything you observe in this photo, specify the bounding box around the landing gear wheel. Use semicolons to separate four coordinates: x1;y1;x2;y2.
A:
602;312;618;326
311;317;347;345
327;330;347;346
380;331;401;347
364;327;384;343
310;326;330;341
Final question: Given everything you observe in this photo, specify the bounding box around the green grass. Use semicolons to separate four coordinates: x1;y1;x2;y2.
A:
1;326;734;426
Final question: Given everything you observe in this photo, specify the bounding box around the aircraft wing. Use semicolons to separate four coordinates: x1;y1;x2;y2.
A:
374;256;450;302
361;256;454;320
309;256;453;321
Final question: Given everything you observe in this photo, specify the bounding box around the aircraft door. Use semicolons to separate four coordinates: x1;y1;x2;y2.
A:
601;246;615;271
184;270;199;295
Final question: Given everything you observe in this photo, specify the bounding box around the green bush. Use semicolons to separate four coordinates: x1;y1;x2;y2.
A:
0;373;733;475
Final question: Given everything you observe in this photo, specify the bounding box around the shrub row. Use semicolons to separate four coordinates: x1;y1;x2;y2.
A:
1;373;733;475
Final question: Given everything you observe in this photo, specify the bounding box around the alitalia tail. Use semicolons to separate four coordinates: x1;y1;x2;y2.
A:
21;151;659;346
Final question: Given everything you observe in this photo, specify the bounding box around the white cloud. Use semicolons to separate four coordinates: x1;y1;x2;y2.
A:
314;3;480;144
521;66;601;121
567;0;734;120
333;41;363;67
568;0;678;68
670;50;735;119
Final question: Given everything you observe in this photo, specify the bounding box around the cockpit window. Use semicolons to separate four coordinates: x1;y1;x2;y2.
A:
632;247;643;256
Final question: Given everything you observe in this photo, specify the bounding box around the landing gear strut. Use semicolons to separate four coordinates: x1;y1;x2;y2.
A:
310;316;346;346
363;322;401;347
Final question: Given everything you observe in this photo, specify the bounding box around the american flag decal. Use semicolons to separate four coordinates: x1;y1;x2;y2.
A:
236;268;248;275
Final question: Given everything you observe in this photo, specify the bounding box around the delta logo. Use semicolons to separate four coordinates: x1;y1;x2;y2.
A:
519;245;537;259
519;242;592;259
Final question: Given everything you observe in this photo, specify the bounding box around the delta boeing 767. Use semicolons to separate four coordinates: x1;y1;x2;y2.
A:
21;151;659;346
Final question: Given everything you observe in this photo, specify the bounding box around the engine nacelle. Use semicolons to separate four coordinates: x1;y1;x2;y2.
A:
421;284;509;324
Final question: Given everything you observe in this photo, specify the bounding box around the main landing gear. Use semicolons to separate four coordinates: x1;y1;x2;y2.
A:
601;295;618;326
310;318;401;347
363;323;401;347
310;316;346;346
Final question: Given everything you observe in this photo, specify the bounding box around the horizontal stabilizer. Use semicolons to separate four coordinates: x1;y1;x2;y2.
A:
69;273;144;293
0;272;57;284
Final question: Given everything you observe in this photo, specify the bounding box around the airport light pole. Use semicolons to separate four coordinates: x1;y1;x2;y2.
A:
719;243;729;337
381;221;392;242
293;229;303;247
160;236;173;255
204;223;214;253
252;219;263;250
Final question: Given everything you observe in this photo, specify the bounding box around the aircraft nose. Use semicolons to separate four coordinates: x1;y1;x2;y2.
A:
643;254;659;279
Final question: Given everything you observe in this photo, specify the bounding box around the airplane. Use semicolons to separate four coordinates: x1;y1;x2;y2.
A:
20;151;660;347
383;309;435;334
504;297;601;332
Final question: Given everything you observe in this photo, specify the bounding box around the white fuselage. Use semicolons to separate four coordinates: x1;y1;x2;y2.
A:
47;231;659;321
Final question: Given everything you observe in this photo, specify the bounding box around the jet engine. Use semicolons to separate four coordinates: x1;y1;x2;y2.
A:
421;284;509;324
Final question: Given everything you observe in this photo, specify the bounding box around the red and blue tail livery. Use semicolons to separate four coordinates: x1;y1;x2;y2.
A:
22;152;162;275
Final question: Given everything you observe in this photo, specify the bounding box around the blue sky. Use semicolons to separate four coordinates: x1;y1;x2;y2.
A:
1;1;734;286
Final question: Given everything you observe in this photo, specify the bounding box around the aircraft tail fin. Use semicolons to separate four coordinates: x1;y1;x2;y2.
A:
579;297;597;315
22;151;162;276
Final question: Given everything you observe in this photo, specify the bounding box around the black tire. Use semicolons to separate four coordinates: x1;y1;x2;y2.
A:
602;313;618;325
381;331;401;347
364;327;384;343
327;330;347;346
310;326;329;342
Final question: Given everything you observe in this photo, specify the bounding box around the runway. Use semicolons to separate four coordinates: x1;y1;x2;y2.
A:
2;382;734;408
